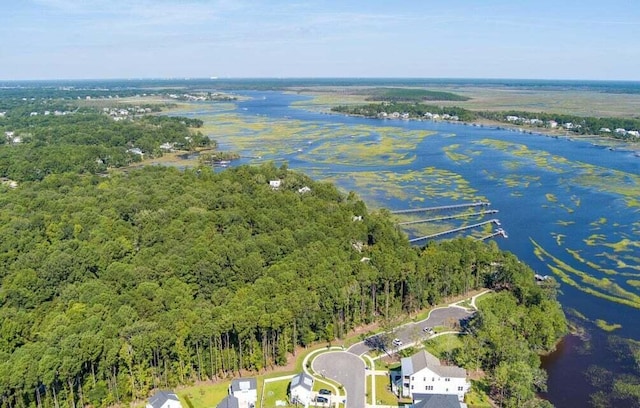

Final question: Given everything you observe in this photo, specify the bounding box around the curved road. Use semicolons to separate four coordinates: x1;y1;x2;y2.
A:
347;306;473;356
312;351;365;408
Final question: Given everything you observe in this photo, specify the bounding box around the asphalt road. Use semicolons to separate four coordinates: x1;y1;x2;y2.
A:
347;306;473;356
312;351;366;408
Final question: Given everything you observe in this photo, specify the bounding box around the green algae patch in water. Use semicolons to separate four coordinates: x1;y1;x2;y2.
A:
595;319;622;332
532;238;640;310
627;280;640;288
442;144;473;164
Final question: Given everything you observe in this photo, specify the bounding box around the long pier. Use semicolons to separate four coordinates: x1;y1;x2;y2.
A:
409;219;501;243
397;210;498;226
391;201;490;215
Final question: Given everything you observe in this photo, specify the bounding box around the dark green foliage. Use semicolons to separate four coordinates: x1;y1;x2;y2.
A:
363;88;470;102
0;112;211;181
0;162;563;408
332;102;477;122
454;269;567;408
478;110;640;140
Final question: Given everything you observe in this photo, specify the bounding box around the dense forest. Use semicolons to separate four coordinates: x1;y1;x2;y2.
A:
0;162;565;408
0;108;210;181
332;102;640;141
456;283;566;408
362;88;470;102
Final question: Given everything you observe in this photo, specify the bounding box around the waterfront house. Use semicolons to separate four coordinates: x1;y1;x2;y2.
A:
392;350;469;402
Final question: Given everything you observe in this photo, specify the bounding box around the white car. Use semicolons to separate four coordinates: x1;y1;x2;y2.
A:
392;338;403;347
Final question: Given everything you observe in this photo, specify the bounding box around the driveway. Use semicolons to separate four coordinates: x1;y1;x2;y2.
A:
312;351;365;408
347;305;473;356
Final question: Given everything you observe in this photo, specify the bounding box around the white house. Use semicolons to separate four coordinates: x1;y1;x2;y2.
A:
298;186;311;194
269;180;281;190
146;390;183;408
627;130;640;137
229;378;257;408
290;372;314;407
394;350;470;402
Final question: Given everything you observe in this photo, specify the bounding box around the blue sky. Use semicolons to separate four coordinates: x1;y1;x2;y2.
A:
1;0;639;80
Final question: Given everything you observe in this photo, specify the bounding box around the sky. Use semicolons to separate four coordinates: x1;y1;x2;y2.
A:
1;0;640;81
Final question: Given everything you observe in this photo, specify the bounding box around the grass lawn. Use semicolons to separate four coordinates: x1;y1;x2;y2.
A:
263;379;291;408
424;334;464;360
176;382;230;408
374;375;399;406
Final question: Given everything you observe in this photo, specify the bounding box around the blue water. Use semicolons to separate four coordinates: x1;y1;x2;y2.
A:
198;90;640;407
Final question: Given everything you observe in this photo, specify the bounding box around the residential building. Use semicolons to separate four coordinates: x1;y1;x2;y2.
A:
394;350;469;402
412;393;466;408
146;390;182;408
216;396;240;408
229;378;257;408
290;372;314;407
269;180;281;190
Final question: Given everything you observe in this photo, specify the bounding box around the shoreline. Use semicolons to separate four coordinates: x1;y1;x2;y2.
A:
326;109;640;153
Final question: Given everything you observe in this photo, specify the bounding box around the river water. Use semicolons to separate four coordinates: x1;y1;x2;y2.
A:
186;90;640;407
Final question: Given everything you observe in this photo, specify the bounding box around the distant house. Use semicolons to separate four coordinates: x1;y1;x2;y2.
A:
269;180;281;190
615;128;627;135
627;130;640;137
160;142;175;151
352;215;363;221
146;390;183;408
393;350;469;402
290;372;314;407
127;148;144;156
412;393;464;408
599;128;612;133
547;120;558;128
298;186;311;194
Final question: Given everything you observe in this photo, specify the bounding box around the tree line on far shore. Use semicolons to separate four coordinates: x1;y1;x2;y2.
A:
331;102;640;142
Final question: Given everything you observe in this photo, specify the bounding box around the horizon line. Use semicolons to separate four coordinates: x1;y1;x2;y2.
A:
2;76;640;83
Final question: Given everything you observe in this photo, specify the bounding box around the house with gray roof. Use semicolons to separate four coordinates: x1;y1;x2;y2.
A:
229;377;257;408
146;390;182;408
412;393;465;408
394;350;469;401
290;372;314;407
216;395;240;408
